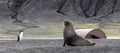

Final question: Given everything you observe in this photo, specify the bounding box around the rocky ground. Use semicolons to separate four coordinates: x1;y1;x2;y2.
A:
0;39;120;53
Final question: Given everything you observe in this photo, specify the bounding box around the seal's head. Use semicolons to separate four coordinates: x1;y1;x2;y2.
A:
64;21;73;27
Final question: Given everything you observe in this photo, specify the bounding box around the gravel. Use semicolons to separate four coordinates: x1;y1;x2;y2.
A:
0;39;120;53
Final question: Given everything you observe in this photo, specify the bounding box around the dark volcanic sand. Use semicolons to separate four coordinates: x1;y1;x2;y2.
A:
0;39;120;53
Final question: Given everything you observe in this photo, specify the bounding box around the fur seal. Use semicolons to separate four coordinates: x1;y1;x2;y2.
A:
63;21;95;46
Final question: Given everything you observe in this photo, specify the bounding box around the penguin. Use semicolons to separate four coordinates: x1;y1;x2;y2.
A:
17;30;23;41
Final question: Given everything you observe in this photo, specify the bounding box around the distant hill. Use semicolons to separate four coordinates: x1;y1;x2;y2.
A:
0;0;120;23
